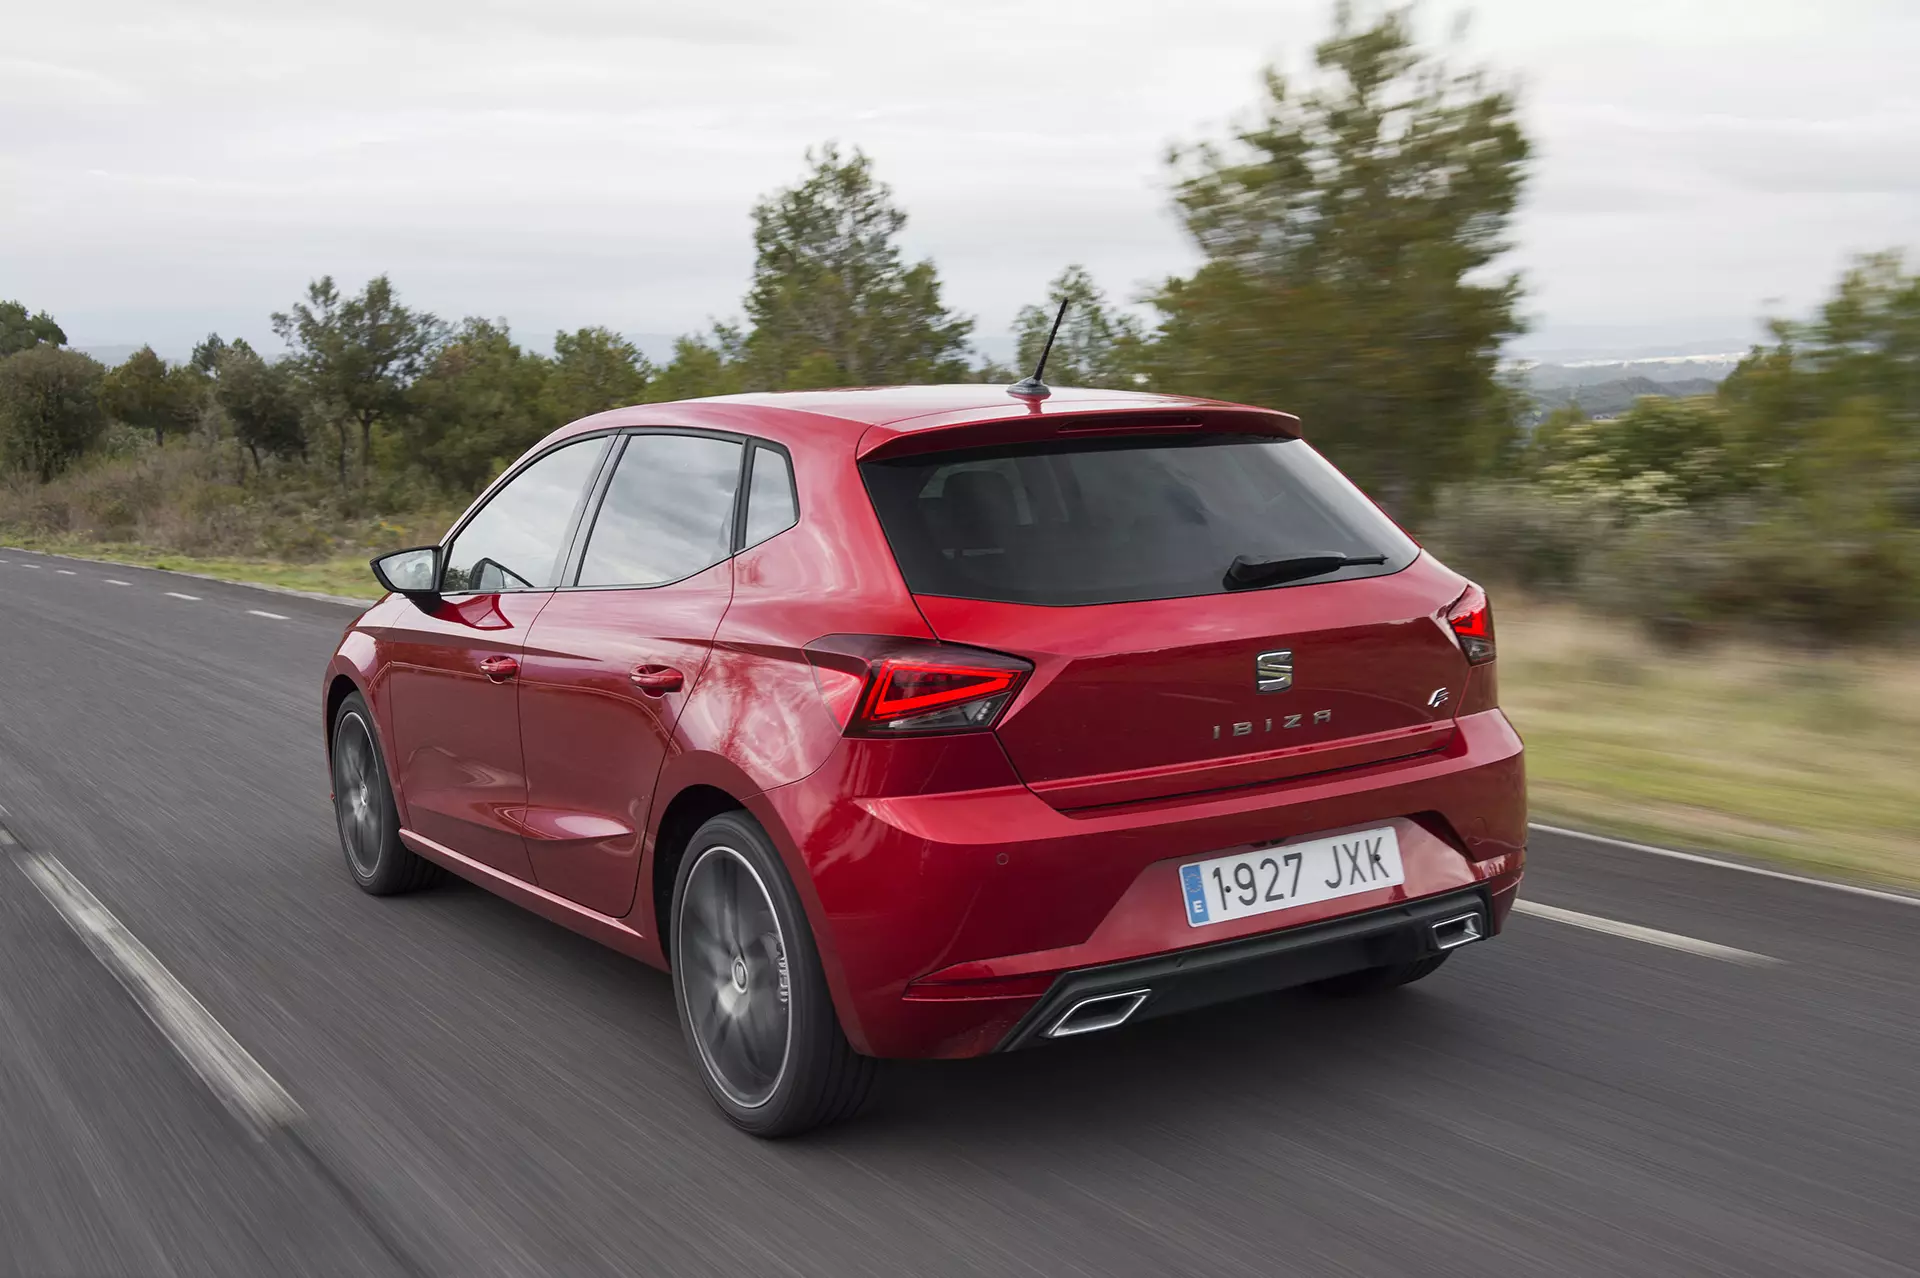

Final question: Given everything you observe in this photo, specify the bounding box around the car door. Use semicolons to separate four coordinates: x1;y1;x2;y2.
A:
516;431;746;916
381;435;612;881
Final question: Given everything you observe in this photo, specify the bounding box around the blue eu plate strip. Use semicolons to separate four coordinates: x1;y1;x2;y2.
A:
1180;863;1210;926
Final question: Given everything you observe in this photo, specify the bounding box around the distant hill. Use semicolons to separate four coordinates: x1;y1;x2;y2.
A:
1530;375;1721;421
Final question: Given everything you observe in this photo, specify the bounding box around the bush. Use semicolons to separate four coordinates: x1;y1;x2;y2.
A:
1419;480;1608;594
1581;503;1919;645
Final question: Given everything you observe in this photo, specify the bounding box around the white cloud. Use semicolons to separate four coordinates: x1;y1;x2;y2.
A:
2;0;1915;359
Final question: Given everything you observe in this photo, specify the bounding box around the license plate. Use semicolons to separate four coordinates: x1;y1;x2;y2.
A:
1179;826;1403;928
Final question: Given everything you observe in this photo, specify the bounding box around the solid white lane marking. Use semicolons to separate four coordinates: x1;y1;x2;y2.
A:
246;609;289;620
1513;899;1780;966
1530;822;1920;908
11;846;301;1136
163;591;201;601
56;569;77;575
104;579;131;586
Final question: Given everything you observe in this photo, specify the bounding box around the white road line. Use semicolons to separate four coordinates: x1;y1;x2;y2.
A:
104;579;131;586
56;569;77;575
1513;899;1780;966
18;562;38;568
163;591;201;601
246;609;289;620
1530;822;1920;908
9;844;301;1136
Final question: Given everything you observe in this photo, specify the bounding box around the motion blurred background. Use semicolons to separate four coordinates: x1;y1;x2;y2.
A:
3;0;1916;884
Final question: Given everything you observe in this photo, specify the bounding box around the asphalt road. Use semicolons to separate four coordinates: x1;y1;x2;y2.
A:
3;545;1918;1278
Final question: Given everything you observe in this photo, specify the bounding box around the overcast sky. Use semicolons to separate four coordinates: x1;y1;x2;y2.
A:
4;0;1916;362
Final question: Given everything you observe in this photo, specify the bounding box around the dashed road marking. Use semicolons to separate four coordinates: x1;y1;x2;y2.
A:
1;818;301;1138
104;579;131;586
1513;899;1780;966
56;569;77;575
246;609;289;620
164;591;201;601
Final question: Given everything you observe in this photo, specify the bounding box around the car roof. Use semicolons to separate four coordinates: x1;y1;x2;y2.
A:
551;384;1295;455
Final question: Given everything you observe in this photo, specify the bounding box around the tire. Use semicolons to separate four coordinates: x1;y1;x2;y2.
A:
330;693;442;896
670;811;875;1138
1315;952;1449;997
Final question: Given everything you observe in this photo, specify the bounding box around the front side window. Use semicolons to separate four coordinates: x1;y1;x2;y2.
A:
577;433;744;587
442;438;607;593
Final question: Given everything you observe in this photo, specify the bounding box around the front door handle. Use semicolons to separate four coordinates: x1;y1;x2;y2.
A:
629;664;684;695
479;654;520;682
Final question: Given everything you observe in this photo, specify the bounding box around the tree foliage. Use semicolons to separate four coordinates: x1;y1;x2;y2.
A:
213;345;306;470
408;319;553;492
273;275;445;488
0;346;107;481
103;346;204;448
1011;265;1146;389
0;301;67;357
545;326;654;425
1143;6;1529;517
739;144;974;389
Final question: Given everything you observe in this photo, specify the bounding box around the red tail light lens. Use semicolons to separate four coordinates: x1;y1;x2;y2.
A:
1446;584;1495;665
805;637;1031;736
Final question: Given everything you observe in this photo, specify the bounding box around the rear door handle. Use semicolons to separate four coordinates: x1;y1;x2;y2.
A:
629;664;684;695
479;654;520;682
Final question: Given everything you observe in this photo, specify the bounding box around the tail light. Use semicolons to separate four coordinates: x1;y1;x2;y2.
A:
804;636;1031;736
1446;584;1495;665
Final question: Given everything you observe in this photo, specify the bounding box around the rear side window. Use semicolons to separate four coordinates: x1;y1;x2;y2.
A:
861;435;1418;606
742;445;798;548
577;433;743;587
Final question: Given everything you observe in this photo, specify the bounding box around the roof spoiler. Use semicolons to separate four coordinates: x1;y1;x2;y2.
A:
856;403;1302;462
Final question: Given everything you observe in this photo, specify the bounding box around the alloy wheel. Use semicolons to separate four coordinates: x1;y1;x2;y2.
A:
333;713;384;879
677;845;792;1108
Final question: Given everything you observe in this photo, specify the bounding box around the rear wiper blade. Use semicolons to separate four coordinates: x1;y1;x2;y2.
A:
1224;551;1388;590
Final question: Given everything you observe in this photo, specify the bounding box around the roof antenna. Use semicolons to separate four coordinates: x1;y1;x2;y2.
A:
1008;297;1069;402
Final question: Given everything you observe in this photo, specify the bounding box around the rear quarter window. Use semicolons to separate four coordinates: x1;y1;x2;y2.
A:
860;435;1418;606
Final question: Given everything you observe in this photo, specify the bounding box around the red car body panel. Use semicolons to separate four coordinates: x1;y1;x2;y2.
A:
323;386;1526;1060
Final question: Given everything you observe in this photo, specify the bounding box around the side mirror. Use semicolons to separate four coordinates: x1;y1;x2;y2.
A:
370;546;441;601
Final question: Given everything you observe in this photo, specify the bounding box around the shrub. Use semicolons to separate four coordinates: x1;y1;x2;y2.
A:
1419;480;1608;594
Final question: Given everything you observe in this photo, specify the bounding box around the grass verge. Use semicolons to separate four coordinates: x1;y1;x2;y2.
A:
1498;604;1919;889
1;534;381;601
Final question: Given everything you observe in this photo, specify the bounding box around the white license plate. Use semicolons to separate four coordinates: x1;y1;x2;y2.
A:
1179;826;1403;928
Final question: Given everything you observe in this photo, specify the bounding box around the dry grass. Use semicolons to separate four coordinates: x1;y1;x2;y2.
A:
1498;603;1920;887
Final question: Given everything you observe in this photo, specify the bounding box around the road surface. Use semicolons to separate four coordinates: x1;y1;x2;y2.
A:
3;547;1917;1276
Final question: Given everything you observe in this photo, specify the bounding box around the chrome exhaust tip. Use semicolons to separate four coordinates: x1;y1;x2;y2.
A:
1046;989;1151;1039
1430;911;1485;951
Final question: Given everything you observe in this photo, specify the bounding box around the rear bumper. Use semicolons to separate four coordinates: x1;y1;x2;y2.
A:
751;707;1525;1060
997;887;1491;1050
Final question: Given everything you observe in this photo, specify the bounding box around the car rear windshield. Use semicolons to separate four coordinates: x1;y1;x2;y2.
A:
861;434;1418;606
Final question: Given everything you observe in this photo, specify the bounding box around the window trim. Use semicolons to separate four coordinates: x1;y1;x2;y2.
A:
738;440;800;553
555;426;754;593
436;431;617;597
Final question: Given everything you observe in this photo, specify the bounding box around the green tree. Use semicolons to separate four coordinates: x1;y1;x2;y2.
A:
1142;5;1529;517
739;144;974;388
272;275;445;489
543;326;653;423
408;319;552;492
189;332;230;375
646;331;748;402
213;346;306;471
0;301;67;357
103;346;203;448
1011;265;1146;388
0;346;107;480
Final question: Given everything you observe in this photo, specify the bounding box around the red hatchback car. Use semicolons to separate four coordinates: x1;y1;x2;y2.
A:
324;385;1525;1136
